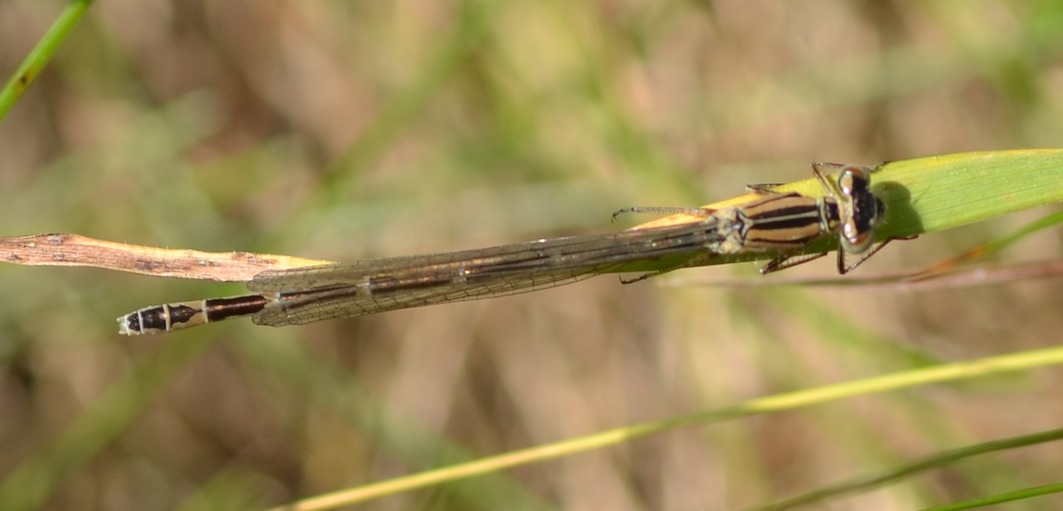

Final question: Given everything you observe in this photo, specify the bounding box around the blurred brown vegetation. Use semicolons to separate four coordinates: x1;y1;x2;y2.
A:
1;1;1063;510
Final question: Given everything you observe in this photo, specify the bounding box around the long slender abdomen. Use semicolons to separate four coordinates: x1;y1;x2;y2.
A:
118;295;271;335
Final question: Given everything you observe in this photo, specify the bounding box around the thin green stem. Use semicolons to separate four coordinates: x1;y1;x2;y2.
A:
0;0;95;123
270;344;1063;511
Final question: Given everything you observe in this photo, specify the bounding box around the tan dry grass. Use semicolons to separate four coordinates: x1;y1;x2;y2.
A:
2;1;1063;509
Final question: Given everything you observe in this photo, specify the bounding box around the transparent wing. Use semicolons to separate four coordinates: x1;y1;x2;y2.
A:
252;264;616;326
249;219;723;327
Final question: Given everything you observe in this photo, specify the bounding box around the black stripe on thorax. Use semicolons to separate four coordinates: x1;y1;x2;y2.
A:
736;194;838;249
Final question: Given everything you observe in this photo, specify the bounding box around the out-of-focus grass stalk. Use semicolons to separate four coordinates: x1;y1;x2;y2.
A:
920;482;1063;511
755;428;1063;511
0;0;94;123
271;344;1063;511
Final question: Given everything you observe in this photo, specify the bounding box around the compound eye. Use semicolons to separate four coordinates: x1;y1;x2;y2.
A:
838;167;870;196
842;222;874;253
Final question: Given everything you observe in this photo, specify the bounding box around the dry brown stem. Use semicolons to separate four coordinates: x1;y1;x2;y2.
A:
0;233;331;282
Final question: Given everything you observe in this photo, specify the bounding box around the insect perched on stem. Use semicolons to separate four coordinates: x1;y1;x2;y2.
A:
614;162;891;277
117;162;896;335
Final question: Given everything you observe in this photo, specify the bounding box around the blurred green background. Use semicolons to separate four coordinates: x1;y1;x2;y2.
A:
2;1;1063;510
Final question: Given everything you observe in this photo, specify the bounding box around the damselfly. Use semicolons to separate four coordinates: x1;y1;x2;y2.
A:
614;162;889;276
118;162;891;334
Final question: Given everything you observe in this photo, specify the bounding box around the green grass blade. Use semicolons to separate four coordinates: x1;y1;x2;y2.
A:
618;149;1063;272
775;149;1063;240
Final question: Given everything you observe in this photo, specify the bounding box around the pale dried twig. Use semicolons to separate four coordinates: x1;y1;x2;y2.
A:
0;200;734;285
0;233;331;282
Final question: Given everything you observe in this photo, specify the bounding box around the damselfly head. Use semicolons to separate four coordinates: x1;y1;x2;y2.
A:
836;165;885;255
